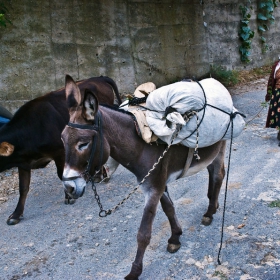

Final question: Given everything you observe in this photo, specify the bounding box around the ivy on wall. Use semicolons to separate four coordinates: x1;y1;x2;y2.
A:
257;0;278;52
0;1;11;27
239;0;280;62
239;2;255;62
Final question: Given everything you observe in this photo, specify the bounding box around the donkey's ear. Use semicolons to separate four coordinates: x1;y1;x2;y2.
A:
82;89;99;121
65;74;82;108
0;142;14;157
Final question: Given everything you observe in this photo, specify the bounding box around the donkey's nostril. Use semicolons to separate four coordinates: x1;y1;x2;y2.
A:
65;184;74;194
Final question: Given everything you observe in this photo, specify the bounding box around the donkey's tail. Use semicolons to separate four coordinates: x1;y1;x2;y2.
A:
101;76;122;105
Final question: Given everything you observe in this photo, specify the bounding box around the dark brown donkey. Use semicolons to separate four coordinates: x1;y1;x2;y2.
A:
0;76;121;225
61;75;226;280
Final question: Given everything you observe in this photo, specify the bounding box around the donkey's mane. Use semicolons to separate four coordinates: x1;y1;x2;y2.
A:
100;103;134;117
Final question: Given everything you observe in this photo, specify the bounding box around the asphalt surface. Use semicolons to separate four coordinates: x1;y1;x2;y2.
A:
0;85;280;280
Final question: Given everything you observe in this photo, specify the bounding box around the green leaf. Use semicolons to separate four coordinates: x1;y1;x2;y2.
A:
258;25;266;32
266;2;274;11
240;33;250;41
241;26;251;33
243;40;252;48
258;13;268;20
261;36;266;42
245;13;251;19
259;2;267;9
263;24;269;30
249;31;255;38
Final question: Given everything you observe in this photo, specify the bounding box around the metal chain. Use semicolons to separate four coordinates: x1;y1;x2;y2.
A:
91;110;201;217
91;123;183;217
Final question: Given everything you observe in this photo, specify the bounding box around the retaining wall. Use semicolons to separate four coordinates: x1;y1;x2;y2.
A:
0;0;279;112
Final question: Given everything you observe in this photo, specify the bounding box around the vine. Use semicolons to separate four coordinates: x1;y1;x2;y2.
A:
239;2;255;63
0;1;11;27
257;0;278;52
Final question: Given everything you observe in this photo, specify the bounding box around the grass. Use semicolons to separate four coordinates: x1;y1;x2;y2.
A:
237;65;271;84
210;65;239;87
210;64;271;88
268;200;280;208
212;271;228;280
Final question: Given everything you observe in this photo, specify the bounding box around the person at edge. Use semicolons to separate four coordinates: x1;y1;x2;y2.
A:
265;58;280;145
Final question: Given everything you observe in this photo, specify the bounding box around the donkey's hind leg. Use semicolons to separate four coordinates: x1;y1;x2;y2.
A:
202;141;226;226
160;189;182;253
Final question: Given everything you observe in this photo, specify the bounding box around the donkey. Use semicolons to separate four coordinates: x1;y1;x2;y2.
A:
61;75;226;280
0;76;121;225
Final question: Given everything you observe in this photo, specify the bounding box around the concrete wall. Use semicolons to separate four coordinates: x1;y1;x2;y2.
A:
0;0;280;112
204;0;280;70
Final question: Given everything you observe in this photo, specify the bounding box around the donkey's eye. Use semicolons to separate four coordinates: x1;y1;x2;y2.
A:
78;142;89;151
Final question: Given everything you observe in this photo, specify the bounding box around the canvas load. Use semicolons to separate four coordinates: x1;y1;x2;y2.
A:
145;78;245;148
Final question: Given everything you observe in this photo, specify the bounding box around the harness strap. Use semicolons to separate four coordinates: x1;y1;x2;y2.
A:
63;111;104;183
177;147;195;179
62;175;81;182
83;111;103;179
67;122;99;131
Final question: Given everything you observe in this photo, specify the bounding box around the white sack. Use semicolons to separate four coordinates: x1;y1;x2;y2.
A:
145;78;245;148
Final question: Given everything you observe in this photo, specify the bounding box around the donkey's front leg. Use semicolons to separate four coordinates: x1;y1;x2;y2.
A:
160;189;182;253
125;191;162;280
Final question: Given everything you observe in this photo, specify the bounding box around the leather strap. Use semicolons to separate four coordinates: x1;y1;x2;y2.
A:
177;147;194;179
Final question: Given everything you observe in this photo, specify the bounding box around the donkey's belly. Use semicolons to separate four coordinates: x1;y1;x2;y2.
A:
184;157;214;177
166;159;212;183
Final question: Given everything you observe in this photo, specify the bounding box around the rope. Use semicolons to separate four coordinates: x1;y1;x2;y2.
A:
245;106;265;125
217;118;234;265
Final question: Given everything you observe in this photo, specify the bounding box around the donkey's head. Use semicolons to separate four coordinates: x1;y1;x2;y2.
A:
61;75;107;199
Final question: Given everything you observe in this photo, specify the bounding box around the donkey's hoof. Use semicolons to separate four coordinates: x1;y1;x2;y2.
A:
124;274;139;280
64;198;76;205
201;216;213;226
167;242;181;253
7;215;22;225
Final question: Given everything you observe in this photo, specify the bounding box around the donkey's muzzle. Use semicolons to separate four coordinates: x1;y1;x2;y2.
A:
62;179;86;199
64;184;75;196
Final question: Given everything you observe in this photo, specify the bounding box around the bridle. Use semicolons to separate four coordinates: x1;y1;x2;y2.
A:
62;111;104;183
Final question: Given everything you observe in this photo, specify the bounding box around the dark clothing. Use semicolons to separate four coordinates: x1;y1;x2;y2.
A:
266;88;280;128
265;61;280;129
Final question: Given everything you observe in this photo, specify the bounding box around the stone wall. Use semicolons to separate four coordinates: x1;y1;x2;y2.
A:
0;0;280;112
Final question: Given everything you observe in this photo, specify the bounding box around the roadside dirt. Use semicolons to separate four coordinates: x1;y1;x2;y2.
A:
0;168;18;204
1;74;280;280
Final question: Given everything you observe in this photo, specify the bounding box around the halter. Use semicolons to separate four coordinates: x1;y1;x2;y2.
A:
62;111;104;183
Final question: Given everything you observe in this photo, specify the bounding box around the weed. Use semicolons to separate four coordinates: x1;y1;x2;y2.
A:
213;270;228;280
268;200;280;208
210;65;239;87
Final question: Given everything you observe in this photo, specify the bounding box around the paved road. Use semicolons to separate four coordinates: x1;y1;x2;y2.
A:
0;87;279;280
